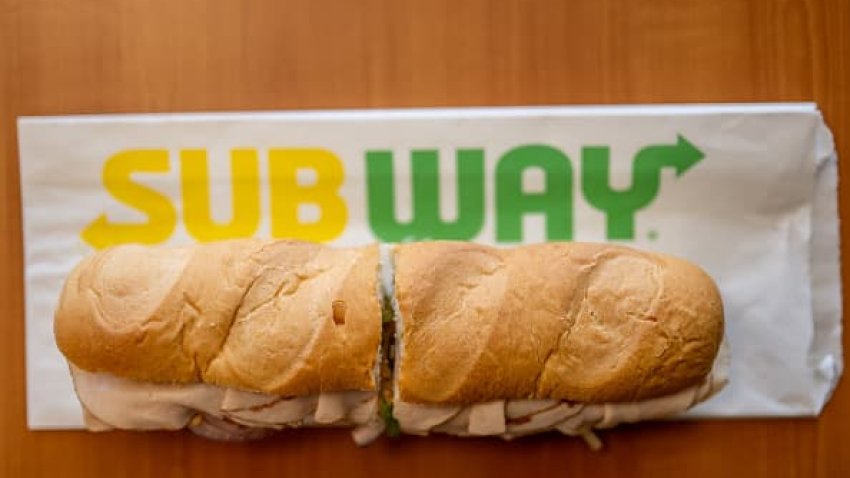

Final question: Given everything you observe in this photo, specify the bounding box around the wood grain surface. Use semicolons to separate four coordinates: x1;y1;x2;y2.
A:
1;0;848;477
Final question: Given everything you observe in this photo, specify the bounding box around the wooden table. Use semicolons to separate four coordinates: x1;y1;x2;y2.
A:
1;1;847;476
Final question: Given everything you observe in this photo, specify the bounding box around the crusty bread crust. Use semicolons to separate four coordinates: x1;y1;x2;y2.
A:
54;240;382;395
394;242;724;404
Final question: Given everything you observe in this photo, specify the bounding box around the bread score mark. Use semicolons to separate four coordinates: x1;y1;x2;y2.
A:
332;300;347;325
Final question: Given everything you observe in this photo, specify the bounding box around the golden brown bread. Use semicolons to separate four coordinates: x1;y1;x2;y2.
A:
54;239;382;396
56;238;723;410
393;242;724;404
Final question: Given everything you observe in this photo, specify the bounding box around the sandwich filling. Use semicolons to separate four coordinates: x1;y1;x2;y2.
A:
390;342;728;445
71;365;386;445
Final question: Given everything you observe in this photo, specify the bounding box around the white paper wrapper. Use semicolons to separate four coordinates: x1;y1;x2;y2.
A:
18;103;842;429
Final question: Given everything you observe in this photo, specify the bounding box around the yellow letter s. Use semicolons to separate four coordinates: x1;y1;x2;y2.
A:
81;150;177;249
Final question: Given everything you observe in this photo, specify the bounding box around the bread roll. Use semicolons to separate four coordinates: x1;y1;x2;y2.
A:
55;239;382;396
393;241;724;404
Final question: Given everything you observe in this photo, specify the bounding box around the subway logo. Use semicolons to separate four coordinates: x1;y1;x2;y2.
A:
81;135;703;248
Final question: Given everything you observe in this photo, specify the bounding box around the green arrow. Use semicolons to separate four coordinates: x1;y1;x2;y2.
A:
582;134;704;240
635;134;704;178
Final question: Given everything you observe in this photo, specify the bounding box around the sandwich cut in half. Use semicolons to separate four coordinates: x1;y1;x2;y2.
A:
54;239;727;447
388;242;728;448
54;240;386;445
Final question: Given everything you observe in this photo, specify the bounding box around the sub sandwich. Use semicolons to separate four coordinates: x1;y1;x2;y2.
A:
54;239;727;447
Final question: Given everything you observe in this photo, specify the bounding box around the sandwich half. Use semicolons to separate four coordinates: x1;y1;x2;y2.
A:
54;239;386;444
389;242;727;448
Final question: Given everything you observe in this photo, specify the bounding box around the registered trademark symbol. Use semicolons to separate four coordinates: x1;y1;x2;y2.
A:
647;230;658;240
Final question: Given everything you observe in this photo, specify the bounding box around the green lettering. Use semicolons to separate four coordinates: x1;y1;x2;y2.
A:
366;149;485;241
582;134;703;239
495;145;572;242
